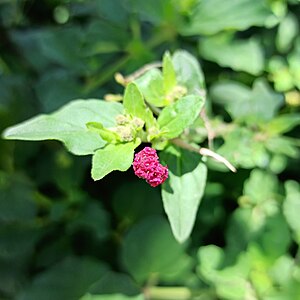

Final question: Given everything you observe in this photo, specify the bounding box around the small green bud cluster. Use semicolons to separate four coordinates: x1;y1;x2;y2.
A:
115;125;134;142
166;85;187;103
147;126;160;140
132;116;145;129
113;114;145;142
115;114;129;125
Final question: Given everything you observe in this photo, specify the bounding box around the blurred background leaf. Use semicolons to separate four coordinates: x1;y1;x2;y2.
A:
0;0;299;299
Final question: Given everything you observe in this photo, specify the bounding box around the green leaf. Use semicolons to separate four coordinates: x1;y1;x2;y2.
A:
123;83;144;117
197;245;224;277
172;50;205;92
157;95;204;139
199;35;264;75
271;278;300;300
0;222;41;298
91;140;140;181
225;208;257;255
159;253;193;282
112;181;163;224
2;100;124;155
126;0;177;25
133;52;198;108
268;56;295;92
243;169;278;205
38;27;85;72
216;127;269;169
86;122;120;144
288;38;300;90
246;246;274;296
134;68;166;107
283;181;300;244
276;13;299;53
180;0;274;35
17;256;107;300
265;136;299;158
35;70;84;113
160;146;207;243
81;294;143;300
269;154;288;174
265;114;300;135
255;213;291;258
0;224;40;260
84;19;129;54
66;202;109;240
121;216;185;282
270;255;294;286
198;249;251;300
123;82;155;128
210;79;283;124
9;30;51;72
163;52;177;93
87;271;140;296
0;172;36;223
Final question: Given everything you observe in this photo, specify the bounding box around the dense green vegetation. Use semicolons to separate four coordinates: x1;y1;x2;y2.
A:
1;1;300;299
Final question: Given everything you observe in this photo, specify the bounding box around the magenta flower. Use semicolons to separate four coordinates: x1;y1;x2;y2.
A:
133;147;168;187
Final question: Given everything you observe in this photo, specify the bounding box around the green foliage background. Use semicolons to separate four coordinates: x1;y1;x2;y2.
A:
1;0;300;299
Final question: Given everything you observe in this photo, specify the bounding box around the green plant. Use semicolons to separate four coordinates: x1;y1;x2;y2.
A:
3;50;226;243
1;1;300;300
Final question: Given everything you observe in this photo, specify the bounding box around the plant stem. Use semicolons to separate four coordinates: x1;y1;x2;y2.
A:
199;148;237;173
171;138;237;173
144;287;191;300
144;286;217;300
120;61;162;85
200;108;214;149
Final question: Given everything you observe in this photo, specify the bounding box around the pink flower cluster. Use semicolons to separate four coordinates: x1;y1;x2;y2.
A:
133;147;168;187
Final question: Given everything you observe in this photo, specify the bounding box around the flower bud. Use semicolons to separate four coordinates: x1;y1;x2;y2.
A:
132;117;145;129
115;125;134;142
115;114;129;125
132;147;168;187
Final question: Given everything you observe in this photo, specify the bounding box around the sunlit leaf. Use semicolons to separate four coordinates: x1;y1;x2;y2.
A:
91;140;140;180
199;34;264;75
180;0;274;35
123;82;156;128
283;181;300;243
265;114;300;135
157;95;204;139
243;169;278;205
2;100;123;155
276;13;298;53
134;68;165;107
162;51;177;93
161;146;207;243
210;79;283;124
172;50;205;92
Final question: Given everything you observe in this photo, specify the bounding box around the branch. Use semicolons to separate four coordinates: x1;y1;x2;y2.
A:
143;286;216;300
171;138;237;173
115;62;162;86
199;147;237;173
200;108;214;149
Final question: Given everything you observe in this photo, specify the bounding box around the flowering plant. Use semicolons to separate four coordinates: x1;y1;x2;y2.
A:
3;51;235;242
133;147;168;187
